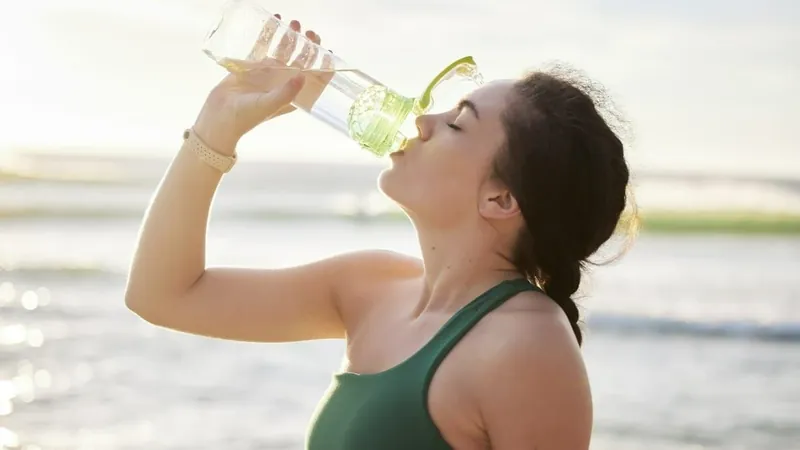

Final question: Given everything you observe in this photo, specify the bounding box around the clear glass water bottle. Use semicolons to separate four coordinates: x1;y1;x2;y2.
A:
202;0;483;156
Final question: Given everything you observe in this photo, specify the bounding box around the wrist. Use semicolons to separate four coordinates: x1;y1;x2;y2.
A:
192;118;239;157
182;128;238;174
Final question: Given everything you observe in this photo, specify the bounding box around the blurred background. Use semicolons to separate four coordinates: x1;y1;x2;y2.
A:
1;0;798;449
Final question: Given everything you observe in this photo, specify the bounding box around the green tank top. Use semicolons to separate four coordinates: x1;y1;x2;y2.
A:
305;278;539;450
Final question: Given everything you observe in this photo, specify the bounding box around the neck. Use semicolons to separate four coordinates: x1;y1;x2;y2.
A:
413;219;520;315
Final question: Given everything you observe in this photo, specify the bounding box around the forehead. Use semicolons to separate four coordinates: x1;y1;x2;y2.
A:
466;79;515;119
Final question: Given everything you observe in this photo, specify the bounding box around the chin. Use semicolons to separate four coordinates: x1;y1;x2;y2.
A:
378;166;416;213
377;167;398;200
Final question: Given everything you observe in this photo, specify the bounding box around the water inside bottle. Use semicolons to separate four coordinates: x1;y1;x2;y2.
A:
206;53;416;156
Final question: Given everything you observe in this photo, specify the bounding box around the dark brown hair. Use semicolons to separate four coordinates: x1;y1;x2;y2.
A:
493;65;635;346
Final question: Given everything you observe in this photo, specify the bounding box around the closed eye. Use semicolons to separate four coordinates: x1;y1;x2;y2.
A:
447;123;462;131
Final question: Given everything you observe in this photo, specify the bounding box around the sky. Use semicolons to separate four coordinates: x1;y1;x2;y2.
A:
1;0;798;176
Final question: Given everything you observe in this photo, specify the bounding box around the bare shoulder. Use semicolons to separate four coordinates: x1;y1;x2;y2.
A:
332;249;422;278
477;292;587;377
331;249;422;295
469;294;592;449
330;249;422;324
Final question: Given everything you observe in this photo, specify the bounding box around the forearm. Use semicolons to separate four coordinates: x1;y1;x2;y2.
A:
125;139;223;307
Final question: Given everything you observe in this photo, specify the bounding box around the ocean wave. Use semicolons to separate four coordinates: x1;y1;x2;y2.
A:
588;313;800;342
0;264;122;279
0;206;403;221
2;264;798;343
0;208;143;219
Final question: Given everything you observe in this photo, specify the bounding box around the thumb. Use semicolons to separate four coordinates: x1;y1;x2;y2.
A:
252;73;305;121
270;73;306;107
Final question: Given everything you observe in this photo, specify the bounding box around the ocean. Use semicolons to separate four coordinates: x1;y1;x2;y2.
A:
1;156;799;449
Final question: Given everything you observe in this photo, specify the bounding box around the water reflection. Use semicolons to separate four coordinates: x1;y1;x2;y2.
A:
25;330;43;348
12;372;34;404
0;282;15;304
0;325;44;348
0;283;56;450
0;325;25;345
20;292;38;311
0;381;12;421
0;427;19;449
34;288;50;307
0;284;51;308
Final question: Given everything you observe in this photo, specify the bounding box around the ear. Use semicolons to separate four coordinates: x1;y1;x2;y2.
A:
478;184;521;220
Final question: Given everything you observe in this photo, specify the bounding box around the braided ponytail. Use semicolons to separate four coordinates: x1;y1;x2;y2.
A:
512;229;584;345
538;258;583;346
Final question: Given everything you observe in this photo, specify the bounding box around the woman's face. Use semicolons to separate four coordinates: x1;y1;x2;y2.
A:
378;79;516;228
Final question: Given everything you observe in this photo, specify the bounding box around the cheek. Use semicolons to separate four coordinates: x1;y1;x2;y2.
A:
378;135;496;216
418;154;485;210
417;145;471;184
377;156;476;215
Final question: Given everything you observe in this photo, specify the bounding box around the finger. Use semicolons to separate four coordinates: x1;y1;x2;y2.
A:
275;19;300;64
247;14;280;61
291;30;319;70
305;30;321;68
308;30;322;46
320;51;334;72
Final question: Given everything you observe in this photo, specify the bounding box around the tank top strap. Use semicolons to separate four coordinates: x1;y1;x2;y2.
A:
417;278;540;376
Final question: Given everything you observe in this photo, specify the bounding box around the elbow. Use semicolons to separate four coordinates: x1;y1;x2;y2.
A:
124;292;168;327
124;279;191;329
124;283;163;324
124;289;144;314
125;290;152;320
124;270;203;325
124;278;145;311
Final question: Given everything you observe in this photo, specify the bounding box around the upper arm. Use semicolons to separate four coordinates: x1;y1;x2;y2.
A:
127;250;415;343
476;317;592;450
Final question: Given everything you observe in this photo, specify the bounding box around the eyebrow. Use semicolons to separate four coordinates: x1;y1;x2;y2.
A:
458;99;480;120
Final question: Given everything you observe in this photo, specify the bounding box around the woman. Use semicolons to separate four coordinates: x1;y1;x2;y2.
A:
125;17;632;450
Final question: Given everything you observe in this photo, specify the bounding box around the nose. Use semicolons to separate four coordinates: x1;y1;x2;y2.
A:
415;114;436;141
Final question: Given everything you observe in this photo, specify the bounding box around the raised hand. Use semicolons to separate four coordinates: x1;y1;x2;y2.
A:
193;15;330;155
